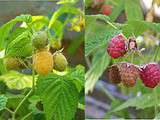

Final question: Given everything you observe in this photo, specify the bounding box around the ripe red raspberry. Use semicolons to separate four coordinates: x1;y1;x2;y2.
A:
101;5;112;16
119;62;139;87
107;34;127;59
139;63;160;88
107;65;121;84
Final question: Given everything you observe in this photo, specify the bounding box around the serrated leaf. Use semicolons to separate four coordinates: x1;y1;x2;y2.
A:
111;94;158;113
0;14;32;50
0;95;7;111
85;49;110;94
125;0;143;21
0;71;33;90
5;31;32;58
85;15;121;56
67;65;85;92
36;74;79;120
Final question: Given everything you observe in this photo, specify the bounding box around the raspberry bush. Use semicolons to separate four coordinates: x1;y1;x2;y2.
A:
85;0;160;119
0;1;84;120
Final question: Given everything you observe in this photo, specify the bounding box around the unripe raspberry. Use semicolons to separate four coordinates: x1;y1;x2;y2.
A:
107;34;127;59
53;52;68;71
139;63;160;88
119;62;139;87
107;65;121;84
33;49;53;75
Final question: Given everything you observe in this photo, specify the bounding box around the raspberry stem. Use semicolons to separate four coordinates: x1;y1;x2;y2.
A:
154;87;158;116
153;45;160;62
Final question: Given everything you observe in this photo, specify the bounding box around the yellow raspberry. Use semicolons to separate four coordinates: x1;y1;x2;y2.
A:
33;50;53;75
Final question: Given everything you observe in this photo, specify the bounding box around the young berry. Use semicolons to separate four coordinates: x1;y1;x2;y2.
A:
53;52;68;71
139;63;160;88
4;57;24;70
32;31;48;50
107;34;127;59
101;5;112;16
119;62;139;87
33;49;53;75
107;64;122;84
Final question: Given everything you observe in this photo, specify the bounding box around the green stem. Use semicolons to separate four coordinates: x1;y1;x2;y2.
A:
154;87;158;116
5;107;14;114
153;45;160;62
12;89;33;120
107;21;118;30
20;112;32;120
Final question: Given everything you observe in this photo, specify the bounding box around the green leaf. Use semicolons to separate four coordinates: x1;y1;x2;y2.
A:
0;95;7;111
125;0;143;21
111;93;158;113
57;0;79;4
36;74;79;120
121;21;160;37
49;5;81;28
109;0;125;21
28;95;42;114
85;15;121;56
68;65;85;92
85;49;110;94
29;16;49;31
0;71;33;90
0;14;32;50
5;31;32;58
154;113;160;120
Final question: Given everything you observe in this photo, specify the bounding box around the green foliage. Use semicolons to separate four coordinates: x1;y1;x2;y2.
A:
111;93;159;113
0;14;32;50
28;95;42;114
36;66;84;120
0;95;7;111
5;31;32;58
121;21;160;37
125;0;143;21
0;71;33;90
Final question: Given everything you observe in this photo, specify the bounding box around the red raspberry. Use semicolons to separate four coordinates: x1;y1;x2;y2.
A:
107;65;121;84
107;34;127;59
119;62;139;87
101;5;112;16
139;63;160;88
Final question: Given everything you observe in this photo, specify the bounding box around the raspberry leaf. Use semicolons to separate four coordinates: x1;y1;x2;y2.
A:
36;66;84;120
0;71;33;90
0;14;32;50
0;95;7;111
125;0;143;21
111;93;159;113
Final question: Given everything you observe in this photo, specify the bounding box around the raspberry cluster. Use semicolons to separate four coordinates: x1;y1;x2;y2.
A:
107;34;160;88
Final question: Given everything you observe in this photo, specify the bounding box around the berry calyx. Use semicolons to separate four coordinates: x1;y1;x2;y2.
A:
107;64;122;84
107;34;127;59
33;49;53;75
139;63;160;88
101;5;112;16
119;62;139;87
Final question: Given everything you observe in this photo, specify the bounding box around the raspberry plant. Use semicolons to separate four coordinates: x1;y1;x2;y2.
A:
85;0;160;119
0;1;84;120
